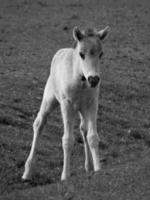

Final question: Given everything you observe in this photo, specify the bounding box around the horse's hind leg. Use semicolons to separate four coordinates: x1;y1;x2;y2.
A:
79;113;93;171
22;81;58;180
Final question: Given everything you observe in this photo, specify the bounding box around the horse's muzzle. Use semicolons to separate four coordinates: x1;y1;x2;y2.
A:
88;76;100;88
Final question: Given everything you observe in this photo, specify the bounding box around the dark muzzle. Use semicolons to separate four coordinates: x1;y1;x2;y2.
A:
88;76;100;88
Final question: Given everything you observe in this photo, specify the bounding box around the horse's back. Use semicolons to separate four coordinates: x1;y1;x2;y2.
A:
49;48;75;100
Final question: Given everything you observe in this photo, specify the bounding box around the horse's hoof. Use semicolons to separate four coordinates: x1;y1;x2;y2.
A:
22;172;31;181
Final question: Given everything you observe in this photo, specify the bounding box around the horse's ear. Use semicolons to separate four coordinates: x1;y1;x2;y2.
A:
73;27;84;41
98;26;110;40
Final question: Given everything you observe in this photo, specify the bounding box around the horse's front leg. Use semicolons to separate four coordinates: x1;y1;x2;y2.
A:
86;106;101;172
60;100;75;181
79;113;93;172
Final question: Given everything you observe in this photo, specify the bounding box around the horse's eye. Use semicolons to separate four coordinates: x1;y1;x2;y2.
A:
79;52;85;60
99;52;103;59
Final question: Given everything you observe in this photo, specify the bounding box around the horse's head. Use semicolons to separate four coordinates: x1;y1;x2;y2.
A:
73;26;109;88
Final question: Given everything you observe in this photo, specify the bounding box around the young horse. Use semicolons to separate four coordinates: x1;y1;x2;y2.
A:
22;26;109;181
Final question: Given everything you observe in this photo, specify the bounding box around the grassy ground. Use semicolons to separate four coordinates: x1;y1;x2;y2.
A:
0;0;150;199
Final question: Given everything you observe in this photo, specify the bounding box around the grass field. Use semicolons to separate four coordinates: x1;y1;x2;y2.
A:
0;0;150;199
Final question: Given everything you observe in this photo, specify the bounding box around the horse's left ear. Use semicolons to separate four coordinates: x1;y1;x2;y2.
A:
98;26;110;40
73;26;84;41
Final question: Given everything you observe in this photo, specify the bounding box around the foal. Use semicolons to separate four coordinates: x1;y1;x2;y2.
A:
22;26;109;181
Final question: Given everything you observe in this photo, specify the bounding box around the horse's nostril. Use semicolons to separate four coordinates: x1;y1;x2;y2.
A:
88;76;100;87
94;76;100;83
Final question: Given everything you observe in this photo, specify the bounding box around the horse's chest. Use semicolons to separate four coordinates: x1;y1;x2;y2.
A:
68;87;95;111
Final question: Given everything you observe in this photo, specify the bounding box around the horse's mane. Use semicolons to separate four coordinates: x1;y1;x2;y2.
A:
83;28;96;37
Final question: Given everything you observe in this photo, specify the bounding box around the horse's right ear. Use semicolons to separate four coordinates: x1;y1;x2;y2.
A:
98;26;110;40
73;27;84;41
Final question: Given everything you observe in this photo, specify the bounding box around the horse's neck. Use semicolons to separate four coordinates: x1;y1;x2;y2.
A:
72;48;82;80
